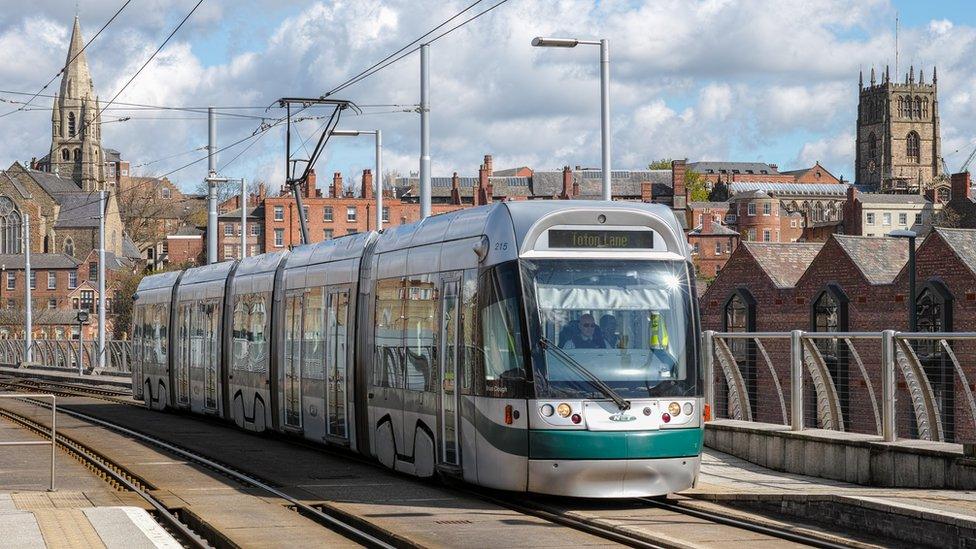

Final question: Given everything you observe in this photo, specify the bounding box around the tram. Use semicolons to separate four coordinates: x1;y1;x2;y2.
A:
131;201;704;497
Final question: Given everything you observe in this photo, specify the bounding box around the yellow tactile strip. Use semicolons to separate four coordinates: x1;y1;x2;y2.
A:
32;508;108;549
12;491;93;510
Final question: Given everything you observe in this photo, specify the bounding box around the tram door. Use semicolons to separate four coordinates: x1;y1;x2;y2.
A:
176;303;191;407
327;288;350;439
283;292;304;429
438;275;461;467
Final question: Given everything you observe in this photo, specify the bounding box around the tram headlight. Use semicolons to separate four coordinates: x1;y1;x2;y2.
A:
683;402;694;415
668;402;681;416
556;403;572;418
540;404;555;417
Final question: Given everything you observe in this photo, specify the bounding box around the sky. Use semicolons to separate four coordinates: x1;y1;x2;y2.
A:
0;0;975;193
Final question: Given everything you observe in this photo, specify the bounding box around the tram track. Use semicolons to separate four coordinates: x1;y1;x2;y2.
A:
1;375;866;548
0;389;404;549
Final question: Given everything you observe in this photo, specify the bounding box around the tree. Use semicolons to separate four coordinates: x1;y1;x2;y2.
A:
686;170;710;202
933;205;961;229
648;158;673;170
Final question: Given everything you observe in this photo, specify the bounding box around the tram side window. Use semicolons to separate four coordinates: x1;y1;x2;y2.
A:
404;273;437;392
191;301;207;368
304;287;326;380
460;269;480;396
374;277;404;388
132;305;143;364
249;293;270;374
152;304;167;366
232;296;248;367
479;262;527;398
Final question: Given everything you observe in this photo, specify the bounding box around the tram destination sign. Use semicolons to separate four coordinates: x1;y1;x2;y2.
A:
548;229;654;249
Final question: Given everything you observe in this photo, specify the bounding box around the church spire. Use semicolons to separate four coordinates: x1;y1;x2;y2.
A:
870;67;876;86
60;16;94;102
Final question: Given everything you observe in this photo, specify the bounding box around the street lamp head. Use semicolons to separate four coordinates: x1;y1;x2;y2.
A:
532;37;580;48
888;229;918;239
331;130;362;137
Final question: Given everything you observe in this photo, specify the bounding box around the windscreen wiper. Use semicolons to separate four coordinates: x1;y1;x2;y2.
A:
539;337;630;411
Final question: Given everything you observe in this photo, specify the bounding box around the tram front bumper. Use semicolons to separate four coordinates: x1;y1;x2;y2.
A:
527;455;701;498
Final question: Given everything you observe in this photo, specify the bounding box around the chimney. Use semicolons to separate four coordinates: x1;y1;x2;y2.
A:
483;154;493;177
361;169;373;199
641;181;653;203
305;169;318;199
450;172;461;205
258;182;266;200
951;172;972;201
671;159;687;210
560;166;572;199
769;164;778;172
331;172;343;198
843;184;861;235
701;212;714;234
476;162;493;205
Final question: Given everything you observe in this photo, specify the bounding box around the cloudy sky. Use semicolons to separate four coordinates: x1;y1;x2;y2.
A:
0;0;974;193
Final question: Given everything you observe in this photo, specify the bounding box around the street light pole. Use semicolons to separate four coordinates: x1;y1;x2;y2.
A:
97;189;106;370
419;43;431;219
532;36;612;201
23;214;31;364
331;130;384;230
240;177;247;259
889;229;917;330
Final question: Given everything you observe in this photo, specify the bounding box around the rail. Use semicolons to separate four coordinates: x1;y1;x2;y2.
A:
704;330;976;444
0;393;56;490
0;339;131;374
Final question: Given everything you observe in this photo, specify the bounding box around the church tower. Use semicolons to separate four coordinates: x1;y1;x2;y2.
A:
48;16;105;191
855;65;942;194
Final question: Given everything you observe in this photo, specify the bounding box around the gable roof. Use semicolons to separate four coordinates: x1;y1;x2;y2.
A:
742;242;823;288
779;162;841;183
934;228;976;276
531;169;672;199
53;192;101;228
832;235;909;284
23;167;81;196
856;193;931;205
0;253;79;269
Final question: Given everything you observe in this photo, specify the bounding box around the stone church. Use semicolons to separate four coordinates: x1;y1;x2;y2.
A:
855;65;947;197
0;16;133;262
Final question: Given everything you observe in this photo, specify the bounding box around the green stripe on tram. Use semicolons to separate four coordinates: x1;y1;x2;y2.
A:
528;428;703;460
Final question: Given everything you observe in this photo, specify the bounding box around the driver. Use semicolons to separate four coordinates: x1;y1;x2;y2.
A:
563;313;607;349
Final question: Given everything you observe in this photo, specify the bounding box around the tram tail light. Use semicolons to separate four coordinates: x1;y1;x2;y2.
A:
661;412;671;423
571;413;582;425
504;405;513;425
704;404;712;422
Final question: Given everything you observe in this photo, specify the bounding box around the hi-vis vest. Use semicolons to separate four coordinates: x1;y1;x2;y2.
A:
650;312;669;349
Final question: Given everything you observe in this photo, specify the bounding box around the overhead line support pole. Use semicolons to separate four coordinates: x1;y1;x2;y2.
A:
97;190;106;370
23;214;31;364
207;106;218;264
420;43;431;219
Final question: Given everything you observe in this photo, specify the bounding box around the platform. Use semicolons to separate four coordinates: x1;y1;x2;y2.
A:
691;449;976;546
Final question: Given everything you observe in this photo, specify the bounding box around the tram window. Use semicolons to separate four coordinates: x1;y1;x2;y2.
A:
460;269;480;396
304;287;326;380
153;304;167;365
232;296;248;367
249;293;270;374
479;262;527;398
374;277;404;388
328;289;350;437
404;273;437;392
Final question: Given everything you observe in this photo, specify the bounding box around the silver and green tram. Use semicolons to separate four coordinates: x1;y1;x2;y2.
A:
131;201;703;497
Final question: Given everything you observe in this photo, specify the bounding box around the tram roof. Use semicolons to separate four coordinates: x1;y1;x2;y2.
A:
135;269;181;293
235;249;288;277
179;259;237;286
284;231;376;269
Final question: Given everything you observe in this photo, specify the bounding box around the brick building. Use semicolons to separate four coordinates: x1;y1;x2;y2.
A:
164;226;205;266
841;186;940;236
941;172;976;228
687;215;738;278
687;161;794;185
780;161;842;184
730;190;804;242
701;229;976;442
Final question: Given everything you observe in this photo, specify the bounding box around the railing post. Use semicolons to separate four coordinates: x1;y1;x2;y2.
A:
703;330;715;419
881;329;897;442
791;330;804;431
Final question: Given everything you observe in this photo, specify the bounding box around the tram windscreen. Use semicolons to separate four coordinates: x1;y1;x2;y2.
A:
521;259;698;399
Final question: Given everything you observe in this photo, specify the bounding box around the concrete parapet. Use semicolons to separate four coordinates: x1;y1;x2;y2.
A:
704;419;976;490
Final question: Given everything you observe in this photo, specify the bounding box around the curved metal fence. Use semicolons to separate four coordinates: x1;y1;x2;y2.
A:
0;339;131;374
704;330;976;444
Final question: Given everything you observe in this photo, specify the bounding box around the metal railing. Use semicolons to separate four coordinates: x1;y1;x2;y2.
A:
704;330;976;444
0;393;56;491
0;339;132;374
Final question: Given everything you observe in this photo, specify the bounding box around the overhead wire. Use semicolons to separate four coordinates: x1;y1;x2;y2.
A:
0;0;132;120
76;0;205;138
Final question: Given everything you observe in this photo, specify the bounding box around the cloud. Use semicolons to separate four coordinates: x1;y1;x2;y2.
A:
0;0;974;193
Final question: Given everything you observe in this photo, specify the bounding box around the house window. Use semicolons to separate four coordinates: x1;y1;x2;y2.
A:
899;213;907;225
763;202;771;216
346;206;357;222
68;271;77;289
747;203;756;216
223;244;233;259
161;187;171;199
906;131;920;163
747;228;756;241
162;240;169;254
323;229;334;240
915;213;922;224
697;213;703;225
80;290;94;312
274;228;284;248
29;271;36;289
324;206;333;222
274;205;284;221
714;241;722;255
48;298;57;309
382;207;390;223
47;271;56;290
762;229;771;242
6;299;13;309
882;212;891;225
790;220;797;228
251;224;260;236
691;242;699;255
866;213;875;224
6;272;13;290
89;262;98;281
224;223;234;236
